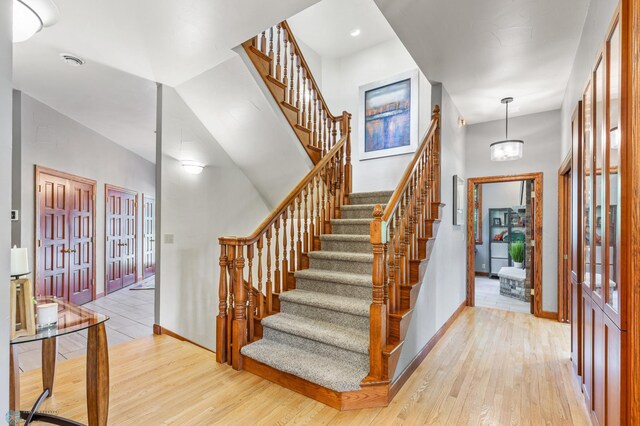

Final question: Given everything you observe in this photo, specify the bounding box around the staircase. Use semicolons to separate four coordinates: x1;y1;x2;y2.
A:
216;21;443;410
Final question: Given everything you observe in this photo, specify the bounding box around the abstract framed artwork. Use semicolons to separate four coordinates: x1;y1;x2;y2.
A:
453;175;465;225
358;70;419;160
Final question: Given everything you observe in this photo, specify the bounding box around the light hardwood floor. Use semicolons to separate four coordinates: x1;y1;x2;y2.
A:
475;276;531;314
18;307;591;425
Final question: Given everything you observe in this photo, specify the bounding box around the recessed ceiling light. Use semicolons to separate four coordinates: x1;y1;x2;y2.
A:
350;28;361;37
59;53;85;67
13;0;59;43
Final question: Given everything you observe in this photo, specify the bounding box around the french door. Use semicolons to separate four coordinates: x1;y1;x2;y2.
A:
143;195;156;279
106;185;138;293
36;167;96;305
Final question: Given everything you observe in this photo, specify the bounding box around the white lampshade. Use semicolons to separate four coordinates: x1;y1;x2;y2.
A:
490;140;524;161
13;0;60;43
181;160;205;175
11;245;29;276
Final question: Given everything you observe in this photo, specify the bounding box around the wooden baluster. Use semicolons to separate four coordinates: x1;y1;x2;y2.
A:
274;218;281;295
259;31;266;54
301;71;307;128
289;42;295;104
275;24;282;81
296;195;303;269
320;169;327;234
370;205;387;380
331;119;337;150
312;92;318;148
257;236;264;318
318;110;324;154
290;203;296;272
282;211;288;291
315;176;321;239
309;180;316;251
433;105;441;205
232;244;246;370
247;244;255;342
296;58;302;115
394;215;402;309
268;26;274;68
226;246;235;365
303;187;309;253
343;112;352;198
387;221;395;312
307;88;313;131
266;228;273;315
216;244;228;363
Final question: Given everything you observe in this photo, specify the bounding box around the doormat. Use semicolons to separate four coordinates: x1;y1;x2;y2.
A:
129;280;155;290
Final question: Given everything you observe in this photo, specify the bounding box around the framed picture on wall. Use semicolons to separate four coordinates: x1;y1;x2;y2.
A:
453;175;465;225
358;69;419;160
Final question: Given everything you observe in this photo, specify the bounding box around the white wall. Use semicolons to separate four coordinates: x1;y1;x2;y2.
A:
320;39;432;192
0;0;12;415
394;85;467;379
466;110;561;312
560;0;618;160
475;181;522;273
19;94;156;296
159;87;271;349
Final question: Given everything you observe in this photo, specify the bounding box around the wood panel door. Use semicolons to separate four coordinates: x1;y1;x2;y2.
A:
143;195;156;279
36;167;96;304
106;186;138;293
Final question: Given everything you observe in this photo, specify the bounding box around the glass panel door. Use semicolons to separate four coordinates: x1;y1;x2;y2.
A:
583;82;593;291
593;58;605;302
606;23;621;314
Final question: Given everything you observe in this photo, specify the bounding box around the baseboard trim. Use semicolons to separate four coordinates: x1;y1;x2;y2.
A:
153;324;214;353
475;271;490;277
389;301;466;399
95;292;105;300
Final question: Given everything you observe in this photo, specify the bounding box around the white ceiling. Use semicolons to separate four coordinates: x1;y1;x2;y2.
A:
13;0;320;162
288;0;397;59
371;0;591;124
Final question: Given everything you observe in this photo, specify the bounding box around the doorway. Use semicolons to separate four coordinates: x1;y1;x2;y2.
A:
466;173;544;316
142;195;156;279
35;166;96;305
558;152;572;323
105;185;138;293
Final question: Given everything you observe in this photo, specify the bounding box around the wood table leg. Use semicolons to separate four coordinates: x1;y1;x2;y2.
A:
42;336;57;396
9;345;19;412
87;323;109;426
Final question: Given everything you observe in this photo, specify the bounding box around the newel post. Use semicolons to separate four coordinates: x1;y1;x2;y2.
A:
341;111;352;200
370;205;387;380
432;105;441;204
216;243;228;363
232;243;247;370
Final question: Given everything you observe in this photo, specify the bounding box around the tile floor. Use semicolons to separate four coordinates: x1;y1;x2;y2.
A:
15;278;155;373
474;275;531;314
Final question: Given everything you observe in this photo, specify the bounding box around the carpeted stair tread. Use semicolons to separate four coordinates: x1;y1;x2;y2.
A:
341;203;385;211
240;339;367;392
320;234;370;242
261;313;369;354
331;218;372;225
308;251;373;263
279;289;370;317
350;190;394;198
295;268;372;288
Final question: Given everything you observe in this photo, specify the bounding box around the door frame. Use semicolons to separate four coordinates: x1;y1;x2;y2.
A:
34;165;97;301
558;150;573;323
142;194;156;279
466;172;545;317
105;184;139;294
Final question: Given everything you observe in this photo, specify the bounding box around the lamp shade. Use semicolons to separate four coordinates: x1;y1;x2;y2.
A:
490;139;524;161
13;0;60;43
11;246;29;276
181;160;205;175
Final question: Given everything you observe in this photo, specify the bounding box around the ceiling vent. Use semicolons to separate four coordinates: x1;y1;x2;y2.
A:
59;53;85;67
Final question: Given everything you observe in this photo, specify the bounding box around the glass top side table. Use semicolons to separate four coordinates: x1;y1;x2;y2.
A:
9;297;110;426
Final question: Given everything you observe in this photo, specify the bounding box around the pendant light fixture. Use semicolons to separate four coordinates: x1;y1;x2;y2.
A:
490;97;524;161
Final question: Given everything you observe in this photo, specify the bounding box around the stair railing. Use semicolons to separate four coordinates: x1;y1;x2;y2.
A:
369;105;441;381
242;20;352;186
216;134;351;369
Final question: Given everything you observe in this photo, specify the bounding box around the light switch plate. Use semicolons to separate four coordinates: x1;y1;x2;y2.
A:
11;210;19;221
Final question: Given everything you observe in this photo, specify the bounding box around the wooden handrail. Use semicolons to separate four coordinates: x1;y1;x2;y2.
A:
383;105;440;222
219;135;347;246
368;105;441;382
279;21;338;123
242;21;352;165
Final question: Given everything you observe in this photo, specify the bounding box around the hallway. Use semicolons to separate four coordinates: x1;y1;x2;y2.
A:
18;306;590;425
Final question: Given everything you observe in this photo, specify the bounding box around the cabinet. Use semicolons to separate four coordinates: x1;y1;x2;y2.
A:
571;8;628;425
488;207;526;276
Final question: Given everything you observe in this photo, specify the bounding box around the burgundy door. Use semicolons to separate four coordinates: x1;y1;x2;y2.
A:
69;180;94;304
37;168;96;304
143;195;156;278
106;186;138;293
38;174;70;299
